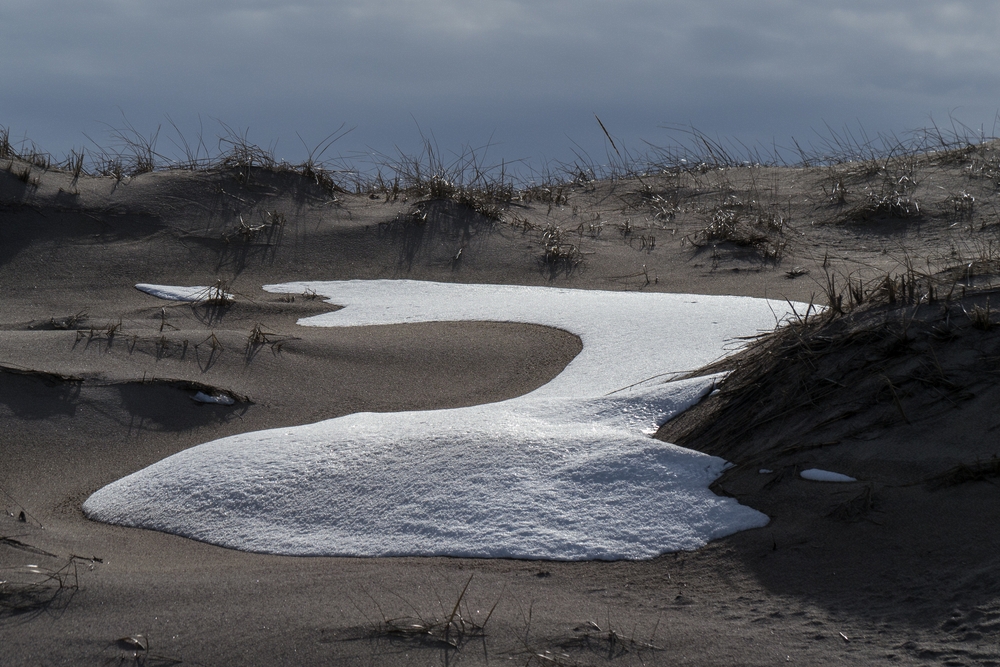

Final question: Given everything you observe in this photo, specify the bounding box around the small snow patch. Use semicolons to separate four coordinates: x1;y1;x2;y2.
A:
135;283;233;303
800;468;856;483
192;391;235;406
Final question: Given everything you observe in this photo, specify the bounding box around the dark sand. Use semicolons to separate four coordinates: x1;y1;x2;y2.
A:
3;152;1000;665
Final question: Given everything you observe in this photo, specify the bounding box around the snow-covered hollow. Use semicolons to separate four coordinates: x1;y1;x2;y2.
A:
85;280;802;560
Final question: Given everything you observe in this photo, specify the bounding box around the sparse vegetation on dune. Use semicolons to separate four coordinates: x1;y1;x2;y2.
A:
6;115;1000;274
2;114;998;185
6;114;1000;307
362;135;516;221
660;251;1000;485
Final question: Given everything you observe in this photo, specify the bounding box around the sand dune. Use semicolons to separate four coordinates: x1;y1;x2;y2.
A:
3;148;1000;665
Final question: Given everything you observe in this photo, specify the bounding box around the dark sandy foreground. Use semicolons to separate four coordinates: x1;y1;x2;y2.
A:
3;151;1000;665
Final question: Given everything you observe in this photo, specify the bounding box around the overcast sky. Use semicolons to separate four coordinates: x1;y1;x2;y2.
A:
2;1;999;176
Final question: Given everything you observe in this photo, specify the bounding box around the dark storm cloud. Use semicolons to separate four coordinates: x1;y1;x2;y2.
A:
1;1;998;168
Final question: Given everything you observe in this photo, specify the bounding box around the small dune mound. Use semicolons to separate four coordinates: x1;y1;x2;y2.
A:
661;279;1000;485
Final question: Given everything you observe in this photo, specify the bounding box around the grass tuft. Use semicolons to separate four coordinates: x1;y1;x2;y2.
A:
846;188;921;222
690;191;787;264
244;323;296;360
199;279;235;305
366;135;515;220
357;575;499;651
221;212;285;245
540;225;583;267
965;298;994;330
927;456;1000;488
1;553;100;618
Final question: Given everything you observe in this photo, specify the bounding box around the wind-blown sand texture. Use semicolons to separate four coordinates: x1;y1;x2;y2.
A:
4;144;1000;665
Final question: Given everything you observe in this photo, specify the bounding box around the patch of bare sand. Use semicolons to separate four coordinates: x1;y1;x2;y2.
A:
3;149;1000;665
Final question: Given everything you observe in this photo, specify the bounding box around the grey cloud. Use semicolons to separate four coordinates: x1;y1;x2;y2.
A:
2;1;999;166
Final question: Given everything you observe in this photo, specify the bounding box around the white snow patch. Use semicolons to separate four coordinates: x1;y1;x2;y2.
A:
800;468;857;483
86;280;805;560
135;283;233;302
192;391;235;406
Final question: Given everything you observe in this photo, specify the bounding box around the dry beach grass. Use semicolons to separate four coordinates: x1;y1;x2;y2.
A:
3;121;1000;665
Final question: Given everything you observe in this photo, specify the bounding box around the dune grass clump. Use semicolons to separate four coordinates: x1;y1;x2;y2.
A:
965;299;994;330
198;279;234;305
627;187;680;222
552;618;664;661
13;165;37;186
0;126;10;161
0;118;354;196
540;225;583;267
364;137;516;222
214;124;349;196
74;319;124;344
517;609;664;665
358;576;499;651
963;144;1000;187
221;211;285;245
59;149;86;181
659;254;1000;479
845;183;922;223
244;323;296;361
680;167;789;264
928;456;1000;488
517;182;569;207
28;310;88;331
695;195;787;263
0;127;51;172
81;117;161;179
